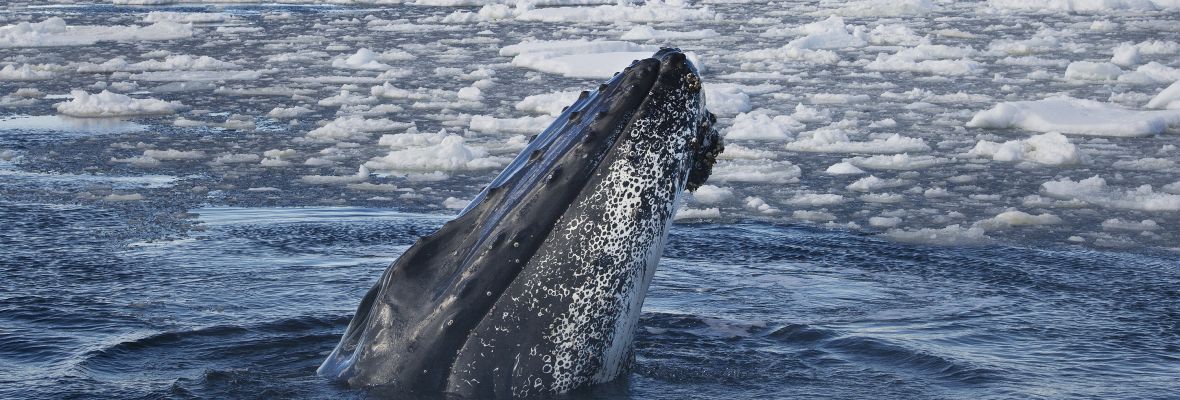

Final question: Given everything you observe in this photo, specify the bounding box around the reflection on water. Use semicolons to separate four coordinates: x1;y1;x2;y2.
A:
0;115;146;135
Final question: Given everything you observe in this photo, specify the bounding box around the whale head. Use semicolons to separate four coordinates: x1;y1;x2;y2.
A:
319;48;722;397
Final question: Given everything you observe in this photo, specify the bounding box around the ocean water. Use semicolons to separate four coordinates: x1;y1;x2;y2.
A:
1;204;1178;399
3;1;1180;399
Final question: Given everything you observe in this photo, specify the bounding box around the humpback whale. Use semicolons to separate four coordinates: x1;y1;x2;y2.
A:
319;48;723;397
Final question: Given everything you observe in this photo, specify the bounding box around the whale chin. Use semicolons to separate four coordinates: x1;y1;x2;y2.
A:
319;48;722;397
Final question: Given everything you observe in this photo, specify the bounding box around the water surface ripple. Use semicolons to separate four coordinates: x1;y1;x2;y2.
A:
1;205;1176;399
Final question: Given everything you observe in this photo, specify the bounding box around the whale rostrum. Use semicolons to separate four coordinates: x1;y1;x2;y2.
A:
319;48;723;398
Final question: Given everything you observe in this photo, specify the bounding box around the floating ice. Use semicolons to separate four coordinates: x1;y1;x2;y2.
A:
332;48;394;70
318;90;377;107
1101;218;1160;231
745;196;779;213
789;16;869;50
1064;61;1123;81
740;16;873;65
825;162;866;175
987;29;1074;56
305;116;413;142
55;90;184;117
967;132;1082;166
786;129;930;154
1042;176;1180;211
103;193;144;201
620;26;718;41
844;154;949;170
724;110;803;140
260;149;296;167
815;94;870;106
973;210;1062;231
819;0;937;16
211;153;260;165
846;175;909;192
142;11;228;23
1112;157;1176;171
674;207;721;221
985;0;1180;12
1118;62;1180;84
786;193;846;206
703;84;753;117
365;133;507;172
79;55;239;73
468;115;554;134
0;17;192;48
376;129;449;149
0;64;56;81
703;142;768;160
129;70;264;82
882;224;993;246
143;149;204;160
711;160;802;184
516;2;718;23
967;96;1180;137
268;106;313;119
793;210;837;222
456;86;483;101
443;197;471;210
515;90;581;116
868;216;902;228
300;165;370;185
502;39;690;79
1145;80;1180;109
690;184;734;204
865;45;983;76
1112;43;1141;67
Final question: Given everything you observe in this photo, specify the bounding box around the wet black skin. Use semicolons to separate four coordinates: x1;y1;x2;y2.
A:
318;48;722;397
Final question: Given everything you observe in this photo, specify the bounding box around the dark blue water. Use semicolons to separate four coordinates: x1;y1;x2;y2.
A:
2;204;1177;399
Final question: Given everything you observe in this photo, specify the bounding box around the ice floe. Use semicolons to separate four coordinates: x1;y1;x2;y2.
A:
0;17;192;47
689;184;734;204
1146;80;1180;109
967;132;1082;166
305;116;414;143
1042;176;1180;211
502;39;679;78
967;96;1180;137
0;64;57;80
365;131;507;172
786;129;930;153
469;115;554;134
882;224;993;246
515;90;582;116
986;0;1180;12
55;90;184;117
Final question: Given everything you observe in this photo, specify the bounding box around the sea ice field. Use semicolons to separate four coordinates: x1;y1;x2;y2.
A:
1;1;1178;399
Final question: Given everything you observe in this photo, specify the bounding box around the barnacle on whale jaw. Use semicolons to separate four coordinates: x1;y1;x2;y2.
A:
687;111;722;192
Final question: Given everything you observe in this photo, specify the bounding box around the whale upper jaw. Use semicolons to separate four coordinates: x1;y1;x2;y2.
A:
318;48;720;396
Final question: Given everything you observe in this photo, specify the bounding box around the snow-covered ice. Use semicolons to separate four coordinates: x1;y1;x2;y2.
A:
55;90;184;117
0;17;192;47
967;96;1180;137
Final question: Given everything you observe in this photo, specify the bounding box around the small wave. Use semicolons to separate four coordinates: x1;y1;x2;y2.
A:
640;312;766;339
822;335;999;384
0;330;78;363
76;314;349;375
765;323;838;344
